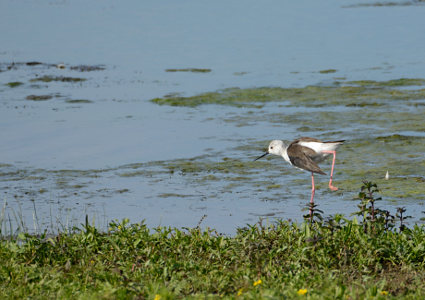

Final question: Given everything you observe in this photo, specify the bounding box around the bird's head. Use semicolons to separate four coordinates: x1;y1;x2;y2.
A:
267;140;285;156
254;140;285;161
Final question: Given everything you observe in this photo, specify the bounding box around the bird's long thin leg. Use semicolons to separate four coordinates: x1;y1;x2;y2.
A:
322;150;338;191
310;172;315;218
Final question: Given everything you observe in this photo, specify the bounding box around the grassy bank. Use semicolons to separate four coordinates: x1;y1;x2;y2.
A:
1;183;424;299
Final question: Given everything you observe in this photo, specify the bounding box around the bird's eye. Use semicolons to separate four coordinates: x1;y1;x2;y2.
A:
270;146;273;149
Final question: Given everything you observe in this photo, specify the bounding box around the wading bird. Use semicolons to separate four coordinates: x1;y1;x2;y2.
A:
255;137;344;217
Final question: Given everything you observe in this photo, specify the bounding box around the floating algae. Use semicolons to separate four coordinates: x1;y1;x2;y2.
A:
344;1;423;8
30;75;86;83
0;61;105;72
151;78;425;107
346;78;425;87
319;69;337;74
70;65;106;72
65;99;93;104
6;81;24;88
165;68;211;73
26;94;53;101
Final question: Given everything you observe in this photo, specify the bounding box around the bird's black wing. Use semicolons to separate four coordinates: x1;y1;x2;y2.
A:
287;144;326;175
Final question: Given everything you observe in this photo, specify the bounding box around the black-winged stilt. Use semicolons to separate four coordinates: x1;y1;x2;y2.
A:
255;137;344;217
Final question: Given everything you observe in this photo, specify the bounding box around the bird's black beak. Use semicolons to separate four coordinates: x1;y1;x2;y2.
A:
254;152;269;161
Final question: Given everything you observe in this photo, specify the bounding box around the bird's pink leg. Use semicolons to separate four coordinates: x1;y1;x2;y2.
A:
310;172;315;218
322;150;338;191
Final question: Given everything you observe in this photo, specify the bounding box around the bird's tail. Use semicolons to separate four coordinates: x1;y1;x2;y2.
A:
322;140;345;151
324;140;345;144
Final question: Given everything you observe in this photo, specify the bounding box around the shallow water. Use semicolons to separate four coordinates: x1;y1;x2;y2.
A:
1;0;425;234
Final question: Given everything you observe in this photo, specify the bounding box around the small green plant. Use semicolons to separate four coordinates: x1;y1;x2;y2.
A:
352;180;393;233
381;209;395;231
359;180;381;221
396;207;412;232
303;202;323;224
349;180;416;235
323;213;346;233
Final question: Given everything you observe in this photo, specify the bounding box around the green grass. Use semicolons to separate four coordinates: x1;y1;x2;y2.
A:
1;182;425;299
1;218;424;299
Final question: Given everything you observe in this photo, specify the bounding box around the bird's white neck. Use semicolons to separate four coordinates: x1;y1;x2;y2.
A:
268;140;291;163
281;147;291;164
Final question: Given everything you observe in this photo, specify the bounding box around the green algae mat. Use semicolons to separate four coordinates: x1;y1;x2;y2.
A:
151;78;425;107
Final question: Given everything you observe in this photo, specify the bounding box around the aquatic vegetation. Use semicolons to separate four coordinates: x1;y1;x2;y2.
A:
165;68;212;73
151;78;425;107
318;69;337;74
5;81;23;88
26;94;53;101
347;78;425;87
266;184;282;190
345;102;383;107
162;158;258;176
158;193;192;198
0;61;105;72
344;1;422;8
70;65;106;72
30;75;86;83
26;61;43;66
65;99;93;104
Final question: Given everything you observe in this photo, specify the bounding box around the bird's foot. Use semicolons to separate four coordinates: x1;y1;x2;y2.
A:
329;185;338;191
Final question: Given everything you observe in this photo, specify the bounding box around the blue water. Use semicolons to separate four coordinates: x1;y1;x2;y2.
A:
1;0;424;234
